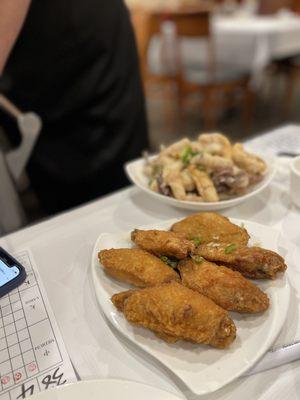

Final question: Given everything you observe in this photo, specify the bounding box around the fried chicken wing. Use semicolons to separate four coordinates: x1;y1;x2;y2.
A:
111;282;236;348
98;248;180;287
131;229;195;259
178;258;269;313
195;244;287;279
171;212;250;245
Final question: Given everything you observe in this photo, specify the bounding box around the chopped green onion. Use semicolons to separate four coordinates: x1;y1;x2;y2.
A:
160;256;178;269
160;256;168;263
153;165;162;175
180;147;199;167
181;147;191;166
192;237;201;247
191;255;205;263
196;165;206;171
225;243;237;254
167;260;178;269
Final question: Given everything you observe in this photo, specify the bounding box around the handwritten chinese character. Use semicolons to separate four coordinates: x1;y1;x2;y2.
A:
41;367;66;390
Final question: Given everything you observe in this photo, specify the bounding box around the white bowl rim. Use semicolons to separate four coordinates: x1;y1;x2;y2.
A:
125;153;276;207
290;155;300;177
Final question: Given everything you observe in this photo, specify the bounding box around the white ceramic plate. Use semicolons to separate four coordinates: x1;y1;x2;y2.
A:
91;218;290;395
29;379;182;400
124;154;276;211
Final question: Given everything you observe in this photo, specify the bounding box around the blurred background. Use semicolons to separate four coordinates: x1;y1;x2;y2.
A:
131;0;300;148
1;0;300;234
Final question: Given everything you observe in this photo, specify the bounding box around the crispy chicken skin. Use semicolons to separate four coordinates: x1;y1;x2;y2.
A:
131;229;195;259
196;244;287;279
98;249;180;287
171;212;249;245
111;282;236;349
178;258;269;313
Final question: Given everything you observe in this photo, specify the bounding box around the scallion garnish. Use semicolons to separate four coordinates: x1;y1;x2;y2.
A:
180;147;199;167
191;255;204;263
160;256;178;269
153;164;162;176
225;243;237;254
160;256;168;263
167;260;178;269
192;237;201;247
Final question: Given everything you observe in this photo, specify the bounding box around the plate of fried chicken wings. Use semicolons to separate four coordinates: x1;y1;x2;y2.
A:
125;133;276;211
91;212;290;395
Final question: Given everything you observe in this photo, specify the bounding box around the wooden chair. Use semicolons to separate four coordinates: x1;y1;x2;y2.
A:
292;0;300;13
0;95;41;234
258;0;293;14
131;8;254;130
259;0;300;116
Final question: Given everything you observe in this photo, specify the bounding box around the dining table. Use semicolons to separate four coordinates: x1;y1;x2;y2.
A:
147;10;300;86
212;12;300;85
1;124;300;400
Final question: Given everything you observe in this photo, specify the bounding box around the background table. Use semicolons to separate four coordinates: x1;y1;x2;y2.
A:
150;13;300;86
213;14;300;85
1;125;300;400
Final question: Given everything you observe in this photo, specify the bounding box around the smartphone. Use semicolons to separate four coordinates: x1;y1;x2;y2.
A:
0;247;27;298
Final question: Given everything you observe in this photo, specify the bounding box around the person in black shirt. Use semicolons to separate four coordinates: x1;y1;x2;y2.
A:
0;0;148;213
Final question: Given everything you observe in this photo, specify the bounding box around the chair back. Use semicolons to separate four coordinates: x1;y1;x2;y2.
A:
0;94;42;233
258;0;293;14
149;10;210;38
131;6;216;87
161;10;214;82
292;0;300;13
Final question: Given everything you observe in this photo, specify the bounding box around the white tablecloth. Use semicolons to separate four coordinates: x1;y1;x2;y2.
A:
149;14;300;86
213;14;300;85
1;125;300;400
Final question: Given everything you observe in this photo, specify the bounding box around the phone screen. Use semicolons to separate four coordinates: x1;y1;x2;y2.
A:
0;259;20;287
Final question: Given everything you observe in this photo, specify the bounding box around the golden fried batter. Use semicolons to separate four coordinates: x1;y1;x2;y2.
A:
99;248;180;287
111;282;236;349
131;229;195;259
178;258;269;313
195;244;287;279
171;212;249;245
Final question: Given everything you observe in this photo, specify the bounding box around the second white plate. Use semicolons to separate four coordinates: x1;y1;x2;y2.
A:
124;154;276;211
91;218;290;395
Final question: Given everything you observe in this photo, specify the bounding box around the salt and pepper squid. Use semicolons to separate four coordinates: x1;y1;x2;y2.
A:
144;133;267;202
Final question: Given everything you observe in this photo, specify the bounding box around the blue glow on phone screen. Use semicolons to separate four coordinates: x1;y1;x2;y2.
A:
0;259;20;287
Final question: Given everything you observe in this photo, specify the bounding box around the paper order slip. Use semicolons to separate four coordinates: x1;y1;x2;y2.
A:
0;250;76;399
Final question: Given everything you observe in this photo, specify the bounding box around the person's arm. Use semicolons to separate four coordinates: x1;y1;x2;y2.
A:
0;0;31;74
